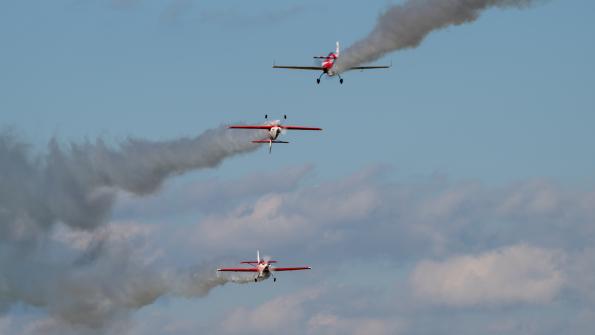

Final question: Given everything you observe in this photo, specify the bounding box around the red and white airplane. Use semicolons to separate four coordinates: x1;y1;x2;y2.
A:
273;41;390;84
228;115;322;153
217;250;311;283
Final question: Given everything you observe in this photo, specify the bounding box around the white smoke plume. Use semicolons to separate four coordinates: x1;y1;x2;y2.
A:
0;125;261;329
333;0;536;73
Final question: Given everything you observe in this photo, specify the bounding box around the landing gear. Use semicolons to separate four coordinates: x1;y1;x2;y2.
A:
317;72;324;84
273;278;277;282
338;73;344;84
254;278;257;282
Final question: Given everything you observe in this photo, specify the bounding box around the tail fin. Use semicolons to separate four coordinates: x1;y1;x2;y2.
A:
336;41;340;57
257;250;261;263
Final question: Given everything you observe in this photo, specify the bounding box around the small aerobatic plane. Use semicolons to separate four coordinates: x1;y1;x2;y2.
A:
228;115;322;153
218;250;311;283
273;41;390;84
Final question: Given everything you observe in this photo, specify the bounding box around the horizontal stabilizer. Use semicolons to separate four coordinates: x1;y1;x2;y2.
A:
241;261;278;264
252;140;289;144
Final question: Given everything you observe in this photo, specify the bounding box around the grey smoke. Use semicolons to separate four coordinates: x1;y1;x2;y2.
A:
333;0;536;73
1;125;260;236
1;245;252;328
0;125;260;328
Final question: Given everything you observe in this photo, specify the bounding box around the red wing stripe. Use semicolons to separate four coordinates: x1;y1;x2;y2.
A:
217;268;259;272
272;267;311;272
281;126;323;131
229;126;272;129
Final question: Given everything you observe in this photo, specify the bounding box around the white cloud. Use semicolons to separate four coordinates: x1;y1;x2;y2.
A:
307;313;403;335
192;168;381;251
410;244;566;306
219;289;321;334
215;288;404;335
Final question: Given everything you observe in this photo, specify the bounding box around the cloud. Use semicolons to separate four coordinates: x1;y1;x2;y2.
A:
114;164;314;220
133;165;595;265
219;289;321;335
215;288;404;335
192;166;382;252
307;314;403;335
410;244;566;306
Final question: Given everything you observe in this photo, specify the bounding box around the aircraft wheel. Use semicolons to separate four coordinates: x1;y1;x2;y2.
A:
254;278;257;282
316;79;320;84
273;278;277;282
340;79;343;84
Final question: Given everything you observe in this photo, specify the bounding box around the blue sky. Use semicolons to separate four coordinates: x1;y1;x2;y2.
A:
1;0;595;334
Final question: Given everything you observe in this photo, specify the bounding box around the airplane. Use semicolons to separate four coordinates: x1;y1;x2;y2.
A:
228;115;322;154
273;41;390;84
217;250;311;283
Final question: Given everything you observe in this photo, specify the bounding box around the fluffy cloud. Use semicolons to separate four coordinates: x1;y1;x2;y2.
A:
190;166;383;252
218;289;321;335
215;288;403;335
410;244;566;306
307;314;403;335
130;166;595;264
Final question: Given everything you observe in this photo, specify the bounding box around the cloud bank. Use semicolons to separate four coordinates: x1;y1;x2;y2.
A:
410;244;566;306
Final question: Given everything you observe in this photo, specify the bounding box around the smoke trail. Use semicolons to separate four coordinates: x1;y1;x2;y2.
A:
1;243;254;328
0;125;261;329
1;125;260;236
333;0;536;73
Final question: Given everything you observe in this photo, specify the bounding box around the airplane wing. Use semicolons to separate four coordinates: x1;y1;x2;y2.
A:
273;65;324;71
349;65;391;70
217;268;259;272
271;266;311;271
228;125;272;130
280;126;322;131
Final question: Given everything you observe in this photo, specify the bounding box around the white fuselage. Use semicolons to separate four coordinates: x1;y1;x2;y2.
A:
267;121;282;141
255;262;272;282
